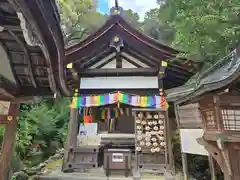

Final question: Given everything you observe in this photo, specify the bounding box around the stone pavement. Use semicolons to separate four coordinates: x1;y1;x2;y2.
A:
35;169;184;180
35;158;184;180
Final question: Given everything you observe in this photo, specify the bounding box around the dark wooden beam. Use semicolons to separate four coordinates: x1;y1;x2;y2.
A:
12;63;47;68
78;88;159;95
0;12;19;27
163;74;186;84
17;74;48;80
116;52;122;68
81;48;113;69
71;44;108;65
165;68;191;81
168;63;194;76
0;75;18;96
3;25;21;32
8;30;37;88
115;26;174;60
77;68;159;77
66;29;114;63
123;46;158;67
18;86;52;96
0;31;16;41
163;79;184;89
1;42;20;86
158;78;164;90
0;90;15;100
166;65;192;77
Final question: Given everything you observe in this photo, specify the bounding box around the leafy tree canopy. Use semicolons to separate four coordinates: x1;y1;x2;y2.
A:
143;8;175;44
57;0;106;46
157;0;240;63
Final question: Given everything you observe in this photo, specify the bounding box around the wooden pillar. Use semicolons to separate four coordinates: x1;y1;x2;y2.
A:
62;107;79;171
202;139;232;180
166;112;175;173
181;153;188;180
0;103;20;180
65;107;79;149
208;155;216;180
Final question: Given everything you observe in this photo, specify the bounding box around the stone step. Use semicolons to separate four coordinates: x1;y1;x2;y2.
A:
35;175;133;180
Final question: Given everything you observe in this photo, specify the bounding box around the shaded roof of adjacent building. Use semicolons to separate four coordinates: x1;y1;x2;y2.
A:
167;45;240;104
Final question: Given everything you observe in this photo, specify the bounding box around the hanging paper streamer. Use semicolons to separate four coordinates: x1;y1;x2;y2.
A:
115;108;119;118
83;107;93;123
71;91;169;110
79;108;84;123
100;108;121;120
109;118;113;132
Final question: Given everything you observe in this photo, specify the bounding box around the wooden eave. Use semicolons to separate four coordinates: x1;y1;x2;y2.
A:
0;0;70;101
176;46;240;106
66;15;178;55
66;15;196;68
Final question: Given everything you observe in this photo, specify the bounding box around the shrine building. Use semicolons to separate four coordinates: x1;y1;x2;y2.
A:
63;2;199;179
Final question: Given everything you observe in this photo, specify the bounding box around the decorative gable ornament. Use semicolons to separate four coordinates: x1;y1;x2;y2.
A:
110;6;124;16
110;35;124;52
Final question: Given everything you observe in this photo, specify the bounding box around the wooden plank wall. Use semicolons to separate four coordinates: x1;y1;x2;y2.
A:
177;103;203;128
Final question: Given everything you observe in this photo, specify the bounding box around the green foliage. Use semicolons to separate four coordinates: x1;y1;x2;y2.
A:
0;126;5;146
123;9;142;29
143;8;175;44
157;0;240;63
0;98;71;171
57;0;106;46
57;0;175;47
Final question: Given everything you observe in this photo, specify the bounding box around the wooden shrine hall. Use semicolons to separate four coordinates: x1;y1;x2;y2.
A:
63;1;200;179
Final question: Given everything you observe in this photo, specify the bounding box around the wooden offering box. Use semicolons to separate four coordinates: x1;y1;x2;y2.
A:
104;148;132;177
70;146;99;169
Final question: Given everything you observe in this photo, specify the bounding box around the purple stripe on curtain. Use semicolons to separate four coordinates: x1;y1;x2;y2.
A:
129;95;133;105
152;96;156;107
82;96;86;107
104;94;110;105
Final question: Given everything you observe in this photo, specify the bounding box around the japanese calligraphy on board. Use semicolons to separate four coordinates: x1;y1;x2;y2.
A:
134;110;166;153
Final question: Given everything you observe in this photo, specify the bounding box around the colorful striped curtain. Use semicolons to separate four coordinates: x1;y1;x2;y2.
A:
71;91;169;110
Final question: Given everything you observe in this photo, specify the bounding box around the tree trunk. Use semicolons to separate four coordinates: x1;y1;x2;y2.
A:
0;103;20;180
